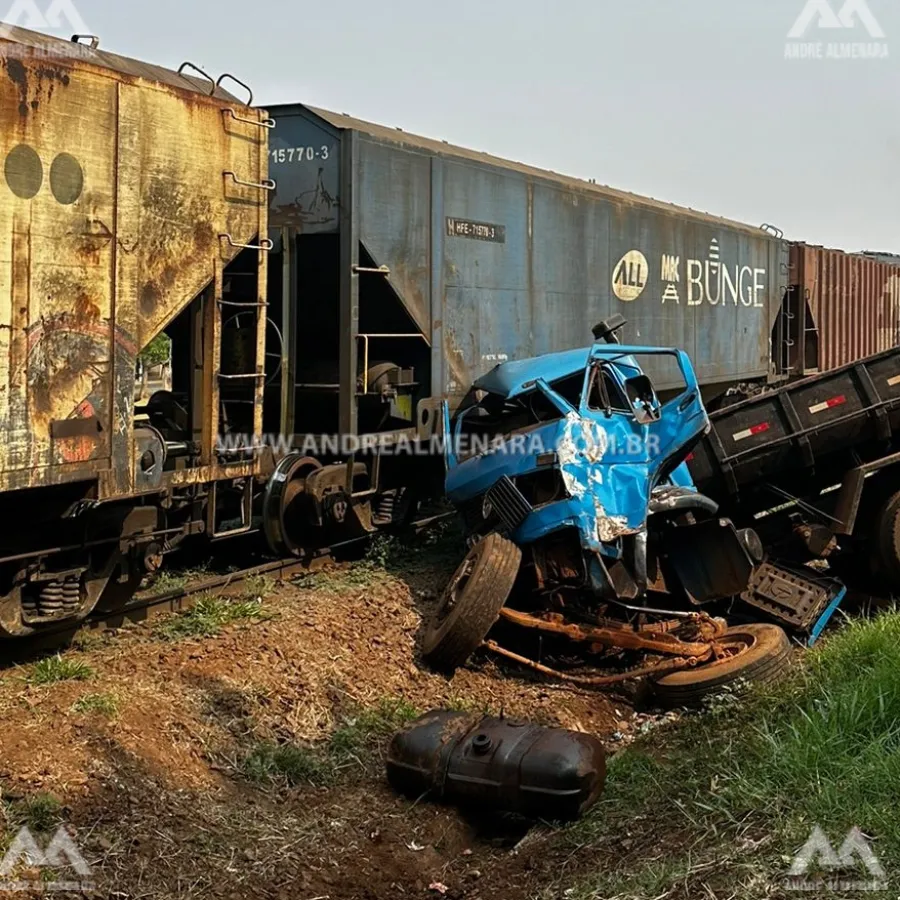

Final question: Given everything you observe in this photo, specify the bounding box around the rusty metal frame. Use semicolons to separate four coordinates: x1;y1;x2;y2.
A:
484;641;702;686
497;607;716;658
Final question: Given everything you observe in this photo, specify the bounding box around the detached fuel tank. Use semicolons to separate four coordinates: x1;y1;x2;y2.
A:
386;710;606;820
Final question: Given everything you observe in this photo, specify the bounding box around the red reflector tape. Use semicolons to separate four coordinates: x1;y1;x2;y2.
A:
732;422;770;442
685;452;695;461
809;395;846;415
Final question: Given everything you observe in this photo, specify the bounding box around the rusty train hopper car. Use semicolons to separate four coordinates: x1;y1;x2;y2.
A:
775;243;900;378
0;28;272;637
266;102;789;443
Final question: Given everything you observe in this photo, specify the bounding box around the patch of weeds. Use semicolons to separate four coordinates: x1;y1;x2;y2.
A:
241;575;275;601
294;562;393;594
329;697;420;765
241;743;333;788
365;534;402;569
28;655;94;686
7;793;63;834
157;593;274;640
239;697;420;789
69;630;108;653
71;692;119;717
143;564;215;596
444;695;485;714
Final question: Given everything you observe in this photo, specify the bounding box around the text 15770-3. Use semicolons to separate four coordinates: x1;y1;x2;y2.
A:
271;146;331;164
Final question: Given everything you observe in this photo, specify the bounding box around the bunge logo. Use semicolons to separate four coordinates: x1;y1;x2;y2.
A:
786;0;888;60
785;826;887;892
0;0;91;41
614;241;767;308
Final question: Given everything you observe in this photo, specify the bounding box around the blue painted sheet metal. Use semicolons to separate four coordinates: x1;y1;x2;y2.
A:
267;104;788;400
268;106;341;233
447;348;708;556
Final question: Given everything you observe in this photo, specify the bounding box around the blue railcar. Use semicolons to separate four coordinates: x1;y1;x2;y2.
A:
266;103;788;447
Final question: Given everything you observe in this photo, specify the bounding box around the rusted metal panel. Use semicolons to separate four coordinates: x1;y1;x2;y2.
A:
0;27;268;496
791;243;900;374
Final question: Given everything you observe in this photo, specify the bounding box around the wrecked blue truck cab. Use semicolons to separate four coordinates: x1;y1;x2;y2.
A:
443;335;750;606
423;320;844;701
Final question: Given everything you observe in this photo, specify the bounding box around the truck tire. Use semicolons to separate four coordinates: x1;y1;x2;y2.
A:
873;489;900;589
653;623;791;709
422;533;522;673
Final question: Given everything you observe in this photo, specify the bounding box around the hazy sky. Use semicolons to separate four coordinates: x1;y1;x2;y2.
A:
20;0;900;251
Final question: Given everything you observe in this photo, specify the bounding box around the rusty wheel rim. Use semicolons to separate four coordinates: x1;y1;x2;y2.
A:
435;555;477;626
706;632;758;667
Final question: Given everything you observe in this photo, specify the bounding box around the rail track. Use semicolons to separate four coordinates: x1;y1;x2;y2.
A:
7;513;455;664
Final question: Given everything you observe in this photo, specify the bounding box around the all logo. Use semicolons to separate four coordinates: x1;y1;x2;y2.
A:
612;250;648;303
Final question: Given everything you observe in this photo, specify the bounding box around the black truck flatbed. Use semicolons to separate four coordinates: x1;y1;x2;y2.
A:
688;345;900;524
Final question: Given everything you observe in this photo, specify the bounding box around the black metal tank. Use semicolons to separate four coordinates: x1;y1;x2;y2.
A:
386;710;606;820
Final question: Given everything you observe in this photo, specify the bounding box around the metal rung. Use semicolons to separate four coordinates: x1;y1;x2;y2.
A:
353;264;390;275
218;373;266;381
224;171;276;192
223;108;276;129
220;234;274;252
217;73;254;106
217;298;269;309
178;61;216;95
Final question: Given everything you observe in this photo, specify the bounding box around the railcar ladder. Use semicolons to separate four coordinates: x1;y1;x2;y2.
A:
198;73;275;539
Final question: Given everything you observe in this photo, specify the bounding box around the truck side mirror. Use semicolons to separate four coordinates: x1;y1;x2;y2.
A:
624;375;661;425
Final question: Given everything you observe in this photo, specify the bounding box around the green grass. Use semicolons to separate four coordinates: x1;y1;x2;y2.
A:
4;793;64;834
240;697;420;788
560;611;900;900
158;593;275;640
144;564;212;596
28;655;94;686
71;692;119;717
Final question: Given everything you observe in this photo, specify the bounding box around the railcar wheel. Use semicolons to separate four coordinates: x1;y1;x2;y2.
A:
422;533;522;673
653;623;791;709
262;455;323;557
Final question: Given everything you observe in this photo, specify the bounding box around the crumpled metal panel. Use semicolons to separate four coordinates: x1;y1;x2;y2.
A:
446;346;707;555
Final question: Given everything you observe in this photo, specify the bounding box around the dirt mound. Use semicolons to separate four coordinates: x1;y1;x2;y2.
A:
0;546;637;898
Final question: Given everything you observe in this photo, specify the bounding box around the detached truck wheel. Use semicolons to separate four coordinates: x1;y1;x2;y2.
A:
653;623;791;709
423;533;522;673
872;489;900;589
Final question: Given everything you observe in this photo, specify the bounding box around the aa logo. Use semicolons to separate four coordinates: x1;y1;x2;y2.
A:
786;826;886;890
0;0;91;40
788;0;885;39
0;825;91;878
